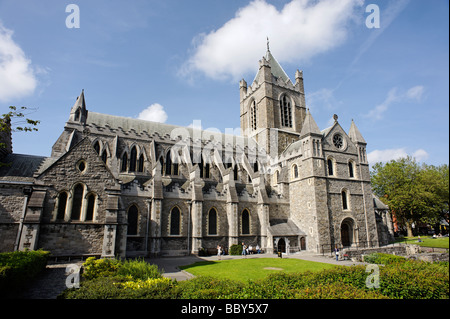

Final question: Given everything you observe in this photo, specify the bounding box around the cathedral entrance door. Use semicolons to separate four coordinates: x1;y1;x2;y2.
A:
341;223;351;247
300;237;306;250
277;238;286;253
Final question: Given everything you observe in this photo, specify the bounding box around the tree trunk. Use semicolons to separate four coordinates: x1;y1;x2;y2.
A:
406;221;414;237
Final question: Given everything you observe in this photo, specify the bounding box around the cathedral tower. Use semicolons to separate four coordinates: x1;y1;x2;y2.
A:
240;42;307;157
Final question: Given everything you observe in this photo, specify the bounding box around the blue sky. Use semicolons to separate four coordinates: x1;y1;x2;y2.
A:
0;0;448;167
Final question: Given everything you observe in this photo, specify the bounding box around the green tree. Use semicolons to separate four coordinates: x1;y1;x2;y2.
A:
371;157;449;237
1;106;40;165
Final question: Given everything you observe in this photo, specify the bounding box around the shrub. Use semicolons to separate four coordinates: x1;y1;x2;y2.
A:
229;244;242;255
117;258;162;280
378;260;448;299
179;276;244;299
82;257;121;280
295;282;388;299
0;250;50;295
363;253;406;265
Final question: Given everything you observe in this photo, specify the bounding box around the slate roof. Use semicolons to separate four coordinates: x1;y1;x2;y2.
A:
86;112;252;147
253;49;292;85
268;219;306;237
0;154;47;183
373;195;389;210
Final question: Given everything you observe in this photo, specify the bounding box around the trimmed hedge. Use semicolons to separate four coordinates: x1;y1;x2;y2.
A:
60;256;449;299
0;250;50;296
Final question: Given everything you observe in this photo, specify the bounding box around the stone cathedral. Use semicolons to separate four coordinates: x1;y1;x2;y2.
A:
0;47;394;258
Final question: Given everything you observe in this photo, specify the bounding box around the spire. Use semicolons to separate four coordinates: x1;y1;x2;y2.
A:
69;89;88;124
266;36;270;52
300;109;321;137
348;119;366;144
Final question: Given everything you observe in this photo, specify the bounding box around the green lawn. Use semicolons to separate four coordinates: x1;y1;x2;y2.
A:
179;258;338;282
395;236;449;249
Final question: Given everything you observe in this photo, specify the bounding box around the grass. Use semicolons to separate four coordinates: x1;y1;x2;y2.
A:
395;236;449;249
179;258;338;282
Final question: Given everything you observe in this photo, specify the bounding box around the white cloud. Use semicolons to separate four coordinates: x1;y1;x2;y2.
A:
0;23;37;102
180;0;364;81
365;85;425;120
368;147;429;164
137;103;168;123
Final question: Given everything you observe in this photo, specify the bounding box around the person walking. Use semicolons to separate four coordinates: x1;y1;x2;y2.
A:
242;242;247;258
217;245;222;260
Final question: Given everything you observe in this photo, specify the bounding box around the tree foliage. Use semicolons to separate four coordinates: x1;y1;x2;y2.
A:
1;106;40;165
371;156;449;236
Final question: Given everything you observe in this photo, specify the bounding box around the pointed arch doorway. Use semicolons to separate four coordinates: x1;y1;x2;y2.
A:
341;218;355;247
277;238;286;253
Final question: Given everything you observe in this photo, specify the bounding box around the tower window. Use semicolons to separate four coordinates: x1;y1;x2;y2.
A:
342;190;349;210
292;164;299;179
348;161;354;178
280;95;292;128
327;158;334;176
250;100;257;130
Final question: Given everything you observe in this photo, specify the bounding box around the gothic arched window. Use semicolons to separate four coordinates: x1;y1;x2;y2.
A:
348;161;354;178
280;95;292;128
242;209;250;235
101;150;107;164
85;194;96;221
127;205;138;235
208;208;217;235
57;192;68;220
138;154;144;172
170;207;181;236
129;146;137;172
342;190;349;210
71;184;84;220
93;141;100;155
121;153;128;172
292;164;299;179
327;158;334;176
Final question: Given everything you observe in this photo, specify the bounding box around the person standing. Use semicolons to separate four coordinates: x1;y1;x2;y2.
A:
334;245;339;261
242;242;247;258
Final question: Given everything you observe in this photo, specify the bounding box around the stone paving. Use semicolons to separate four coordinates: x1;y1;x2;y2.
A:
15;252;365;299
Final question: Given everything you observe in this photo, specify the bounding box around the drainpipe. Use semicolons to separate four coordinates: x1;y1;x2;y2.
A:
144;200;151;256
187;201;192;255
